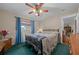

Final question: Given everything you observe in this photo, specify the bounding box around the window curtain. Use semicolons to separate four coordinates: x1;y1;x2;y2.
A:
16;17;21;44
30;20;35;34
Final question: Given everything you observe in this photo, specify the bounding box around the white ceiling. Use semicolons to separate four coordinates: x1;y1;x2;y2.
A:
0;3;79;20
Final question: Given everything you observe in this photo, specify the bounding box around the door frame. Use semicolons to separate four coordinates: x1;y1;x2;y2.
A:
60;13;77;43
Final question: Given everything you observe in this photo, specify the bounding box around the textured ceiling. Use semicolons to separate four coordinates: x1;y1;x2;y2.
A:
0;3;79;20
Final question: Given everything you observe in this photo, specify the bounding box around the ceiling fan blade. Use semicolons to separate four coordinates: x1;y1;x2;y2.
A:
43;10;48;12
28;11;33;14
33;3;44;9
38;3;44;8
33;3;39;9
25;3;34;8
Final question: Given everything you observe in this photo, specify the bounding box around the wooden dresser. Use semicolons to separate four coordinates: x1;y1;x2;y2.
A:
0;38;12;54
70;34;79;55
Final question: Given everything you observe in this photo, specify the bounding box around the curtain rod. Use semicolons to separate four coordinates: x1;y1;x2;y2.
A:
15;16;30;20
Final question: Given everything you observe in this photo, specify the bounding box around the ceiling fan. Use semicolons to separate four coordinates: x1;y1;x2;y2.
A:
25;3;48;16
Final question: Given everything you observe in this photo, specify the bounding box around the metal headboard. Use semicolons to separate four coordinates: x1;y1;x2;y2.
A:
43;29;59;32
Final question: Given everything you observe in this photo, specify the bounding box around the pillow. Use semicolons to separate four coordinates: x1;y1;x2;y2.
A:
34;32;57;38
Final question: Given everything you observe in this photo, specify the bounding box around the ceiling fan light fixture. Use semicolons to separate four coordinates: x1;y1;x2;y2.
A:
32;9;36;13
25;3;48;16
35;13;38;16
37;3;40;5
39;9;43;13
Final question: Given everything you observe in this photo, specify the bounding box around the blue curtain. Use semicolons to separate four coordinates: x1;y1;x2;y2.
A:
30;20;35;34
16;17;21;44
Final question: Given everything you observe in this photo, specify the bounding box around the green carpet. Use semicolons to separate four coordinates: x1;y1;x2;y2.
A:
4;43;70;55
51;43;70;55
4;43;36;55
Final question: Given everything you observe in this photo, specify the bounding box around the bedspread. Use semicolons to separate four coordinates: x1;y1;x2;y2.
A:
25;33;58;55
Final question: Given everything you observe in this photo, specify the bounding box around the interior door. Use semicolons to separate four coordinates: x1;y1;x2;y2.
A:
70;34;79;55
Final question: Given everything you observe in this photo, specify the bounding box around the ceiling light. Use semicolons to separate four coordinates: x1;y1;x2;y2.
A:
37;3;40;5
32;9;36;13
35;13;38;16
39;10;43;13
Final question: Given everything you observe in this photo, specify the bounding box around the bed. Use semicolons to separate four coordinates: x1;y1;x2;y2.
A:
25;29;59;55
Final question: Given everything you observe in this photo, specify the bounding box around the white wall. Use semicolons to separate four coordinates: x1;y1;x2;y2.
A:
35;20;42;32
0;10;16;45
41;16;61;30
